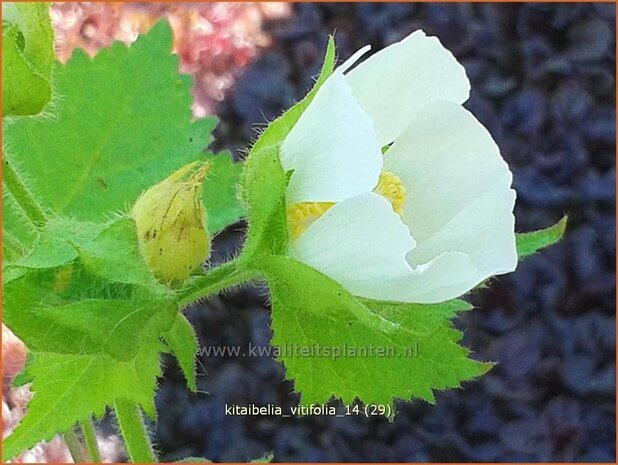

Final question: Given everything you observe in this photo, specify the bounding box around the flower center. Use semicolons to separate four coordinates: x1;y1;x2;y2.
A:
287;201;335;240
374;170;406;216
286;170;406;239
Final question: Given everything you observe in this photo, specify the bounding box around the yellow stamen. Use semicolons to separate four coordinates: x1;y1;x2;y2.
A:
286;170;406;239
375;170;406;216
287;201;334;239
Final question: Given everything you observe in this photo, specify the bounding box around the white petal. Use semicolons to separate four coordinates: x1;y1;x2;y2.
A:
345;30;470;146
280;73;382;204
289;191;416;290
408;192;517;276
386;252;479;303
384;100;514;242
384;100;517;295
338;45;371;73
288;191;481;304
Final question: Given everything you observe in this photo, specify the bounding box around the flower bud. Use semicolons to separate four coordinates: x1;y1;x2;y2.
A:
132;162;211;283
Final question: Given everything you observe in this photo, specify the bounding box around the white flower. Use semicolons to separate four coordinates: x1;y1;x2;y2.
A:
279;31;517;304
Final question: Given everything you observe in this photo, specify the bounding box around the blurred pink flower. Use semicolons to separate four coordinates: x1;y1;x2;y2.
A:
51;2;291;116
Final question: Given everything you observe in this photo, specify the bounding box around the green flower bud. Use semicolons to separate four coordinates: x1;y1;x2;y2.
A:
132;162;211;283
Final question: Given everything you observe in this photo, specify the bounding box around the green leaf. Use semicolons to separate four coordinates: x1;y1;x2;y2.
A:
3;271;175;361
15;231;77;269
3;21;216;221
11;216;163;290
2;2;54;76
261;255;489;407
239;142;289;257
1;2;53;116
0;210;182;459
4;216;177;363
202;152;245;235
12;352;35;388
70;217;163;288
3;280;171;361
2;334;166;462
516;216;567;259
2;263;28;285
2;186;38;262
2;215;178;460
250;453;274;463
164;314;198;392
240;37;336;258
1;22;51;116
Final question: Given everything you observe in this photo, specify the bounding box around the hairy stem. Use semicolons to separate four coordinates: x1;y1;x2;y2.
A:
114;400;156;463
177;259;261;309
64;428;85;463
81;419;101;463
3;159;47;227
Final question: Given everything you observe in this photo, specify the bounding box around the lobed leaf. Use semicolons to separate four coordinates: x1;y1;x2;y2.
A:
261;255;489;407
4;274;174;361
2;218;177;459
3;21;216;221
516;216;567;259
2;334;166;462
3;216;177;358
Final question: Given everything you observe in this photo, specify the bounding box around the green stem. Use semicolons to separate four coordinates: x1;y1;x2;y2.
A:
64;428;85;463
81;419;101;463
114;399;156;463
3;159;47;227
177;259;260;308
